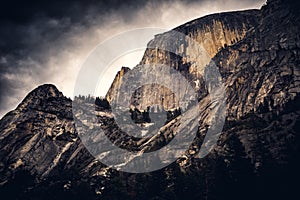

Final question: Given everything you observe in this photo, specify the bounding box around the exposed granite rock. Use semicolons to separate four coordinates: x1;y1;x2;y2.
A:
106;10;260;111
106;67;130;103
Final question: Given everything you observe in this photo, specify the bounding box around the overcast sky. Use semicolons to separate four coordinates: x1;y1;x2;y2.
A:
0;0;266;118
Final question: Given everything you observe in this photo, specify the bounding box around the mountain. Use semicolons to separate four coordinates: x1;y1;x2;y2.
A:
1;0;300;199
106;9;260;110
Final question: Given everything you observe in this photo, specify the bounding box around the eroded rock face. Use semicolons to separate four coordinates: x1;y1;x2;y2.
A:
106;67;130;103
0;85;107;198
106;10;260;111
1;0;300;199
141;9;260;64
0;85;76;178
214;0;300;120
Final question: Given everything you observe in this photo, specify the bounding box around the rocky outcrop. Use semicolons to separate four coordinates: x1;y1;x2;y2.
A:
0;85;75;178
141;9;260;64
106;67;130;103
106;9;260;111
0;85;113;199
214;0;300;120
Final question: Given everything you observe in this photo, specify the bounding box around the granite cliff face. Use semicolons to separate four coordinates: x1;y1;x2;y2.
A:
0;85;110;199
106;9;260;111
1;0;300;199
106;66;130;103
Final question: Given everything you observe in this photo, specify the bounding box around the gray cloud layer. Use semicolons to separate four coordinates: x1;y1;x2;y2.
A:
0;0;265;118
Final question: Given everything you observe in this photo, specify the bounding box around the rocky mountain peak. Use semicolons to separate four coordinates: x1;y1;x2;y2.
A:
106;9;260;111
15;84;69;113
25;84;63;99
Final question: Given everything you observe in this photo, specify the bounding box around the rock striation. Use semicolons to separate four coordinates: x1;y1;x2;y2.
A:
106;9;260;111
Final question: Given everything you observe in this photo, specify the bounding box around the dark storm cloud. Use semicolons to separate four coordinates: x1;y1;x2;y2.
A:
0;0;265;118
0;0;207;24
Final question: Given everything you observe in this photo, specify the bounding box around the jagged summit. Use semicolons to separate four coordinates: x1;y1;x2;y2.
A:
24;84;63;99
15;84;68;112
0;84;69;121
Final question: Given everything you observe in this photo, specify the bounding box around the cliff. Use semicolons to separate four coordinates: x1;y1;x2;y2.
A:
106;9;260;111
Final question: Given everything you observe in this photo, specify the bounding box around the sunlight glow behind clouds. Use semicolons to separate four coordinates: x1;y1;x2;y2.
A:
0;0;266;118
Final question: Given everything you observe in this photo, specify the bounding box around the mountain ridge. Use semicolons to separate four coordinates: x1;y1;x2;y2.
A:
106;9;260;111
